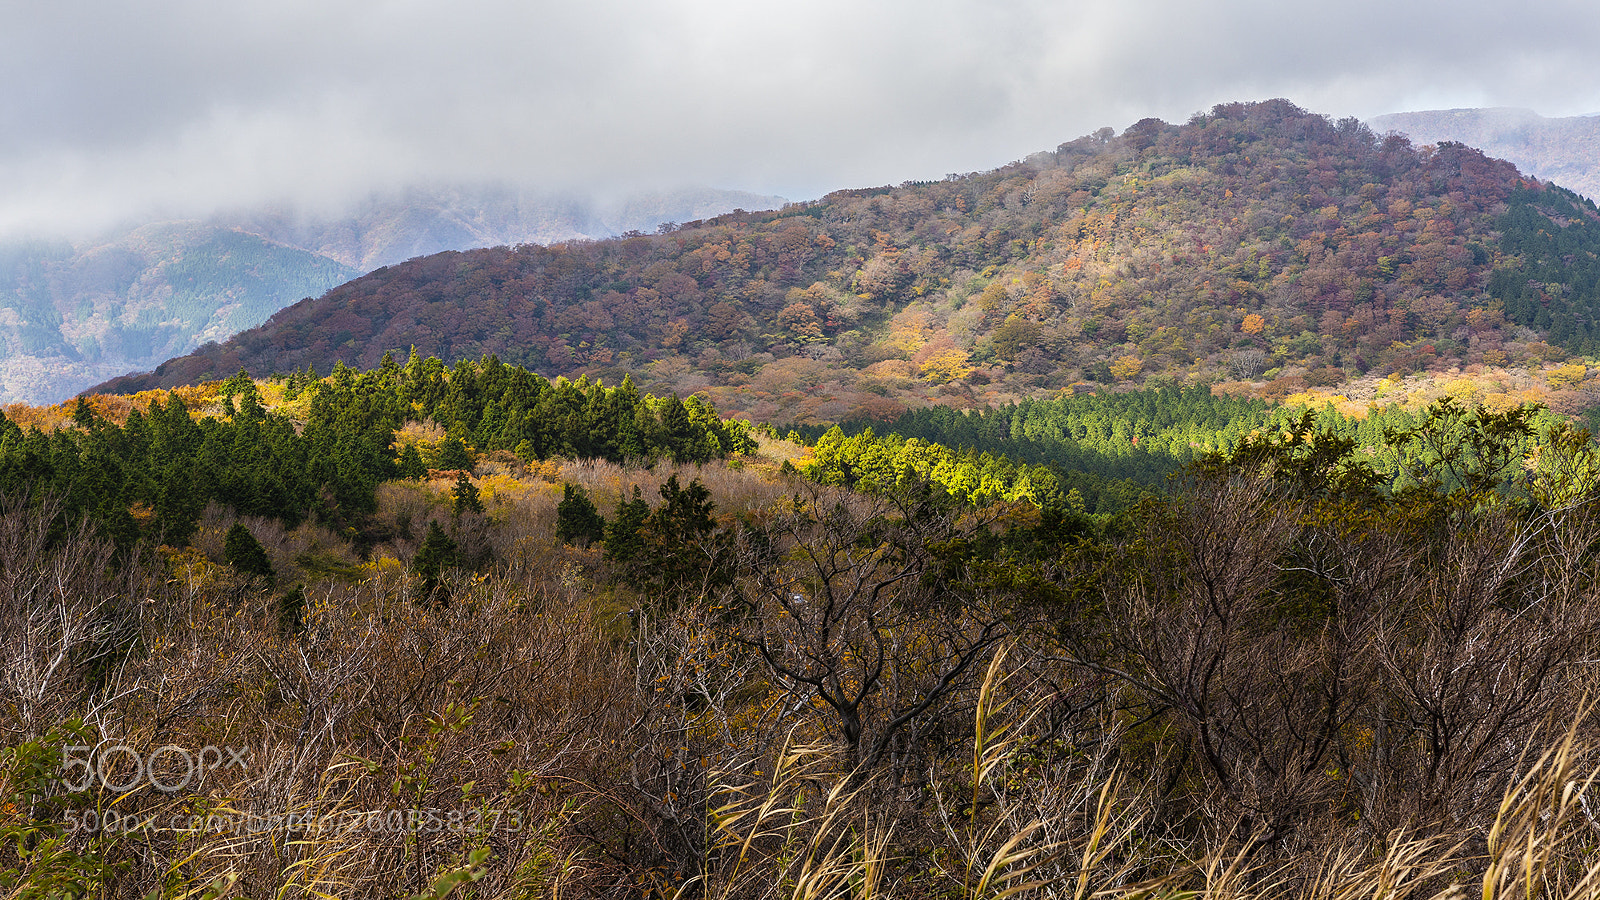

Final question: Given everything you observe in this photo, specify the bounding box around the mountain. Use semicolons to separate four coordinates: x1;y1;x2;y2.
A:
94;100;1600;425
1370;107;1600;200
212;183;790;272
0;185;784;405
0;225;359;405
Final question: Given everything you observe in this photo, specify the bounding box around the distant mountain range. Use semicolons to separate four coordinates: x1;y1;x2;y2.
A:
1370;108;1600;200
0;185;784;404
96;100;1600;426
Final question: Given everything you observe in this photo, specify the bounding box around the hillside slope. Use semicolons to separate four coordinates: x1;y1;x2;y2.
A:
0;224;357;404
1;185;783;405
1371;107;1600;200
95;100;1600;424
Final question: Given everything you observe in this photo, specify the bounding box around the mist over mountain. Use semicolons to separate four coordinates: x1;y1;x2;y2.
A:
0;184;783;404
213;184;789;272
96;100;1600;426
0;225;358;405
1370;108;1600;200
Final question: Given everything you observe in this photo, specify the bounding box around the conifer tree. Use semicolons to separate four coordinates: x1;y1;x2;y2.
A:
452;471;484;517
555;483;606;546
277;584;306;636
72;397;96;430
603;487;650;568
397;444;427;480
224;522;274;586
636;475;724;599
413;521;462;603
436;435;474;472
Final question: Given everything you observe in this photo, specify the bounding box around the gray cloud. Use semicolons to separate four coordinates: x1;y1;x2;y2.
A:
3;0;1598;236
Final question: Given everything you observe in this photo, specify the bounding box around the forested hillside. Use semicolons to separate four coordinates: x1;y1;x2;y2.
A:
1372;107;1600;201
2;353;752;550
0;185;783;406
95;100;1600;425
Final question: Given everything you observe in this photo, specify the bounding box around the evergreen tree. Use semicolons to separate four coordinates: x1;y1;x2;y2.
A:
436;435;474;471
413;521;462;603
72;397;96;430
219;368;254;399
636;475;724;600
224;522;274;586
453;471;484;517
397;444;428;480
555;483;606;546
657;396;708;464
603;487;650;568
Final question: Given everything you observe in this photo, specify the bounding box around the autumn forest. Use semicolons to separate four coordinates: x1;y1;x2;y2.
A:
10;100;1600;898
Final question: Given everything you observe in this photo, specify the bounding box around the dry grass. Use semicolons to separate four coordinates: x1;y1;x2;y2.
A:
6;432;1600;898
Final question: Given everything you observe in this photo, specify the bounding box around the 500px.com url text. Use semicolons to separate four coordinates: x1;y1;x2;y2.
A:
63;807;525;835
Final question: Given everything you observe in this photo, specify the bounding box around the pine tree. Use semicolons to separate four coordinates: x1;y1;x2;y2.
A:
555;483;606;546
397;444;427;480
413;521;462;603
452;472;484;517
635;475;724;600
436;435;474;472
224;522;274;586
603;487;650;568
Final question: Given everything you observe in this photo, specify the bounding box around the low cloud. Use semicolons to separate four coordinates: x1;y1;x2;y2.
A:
5;0;1598;236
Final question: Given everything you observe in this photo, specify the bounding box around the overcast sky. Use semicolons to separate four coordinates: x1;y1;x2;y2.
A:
3;0;1597;237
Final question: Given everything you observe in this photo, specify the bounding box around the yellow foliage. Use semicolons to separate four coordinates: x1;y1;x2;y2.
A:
1240;313;1265;335
255;380;286;406
1546;363;1588;389
476;473;529;504
395;420;446;450
172;383;220;409
361;556;406;578
1109;355;1144;381
1442;378;1482;404
918;348;974;384
972;281;1010;312
883;307;932;356
162;546;222;593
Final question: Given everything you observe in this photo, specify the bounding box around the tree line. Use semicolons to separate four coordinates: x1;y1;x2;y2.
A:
0;353;753;549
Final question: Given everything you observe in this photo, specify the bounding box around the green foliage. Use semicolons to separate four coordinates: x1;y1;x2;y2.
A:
452;472;484;517
0;719;116;899
413;521;462;602
408;848;491;900
801;384;1274;512
602;487;649;569
603;475;728;603
277;583;306;636
0;355;750;551
223;522;274;585
555;483;606;546
218;367;255;399
1491;185;1600;352
397;443;428;479
435;435;474;472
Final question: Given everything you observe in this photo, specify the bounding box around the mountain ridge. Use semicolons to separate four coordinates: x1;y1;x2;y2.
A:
0;185;784;404
1370;107;1600;200
92;100;1600;425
